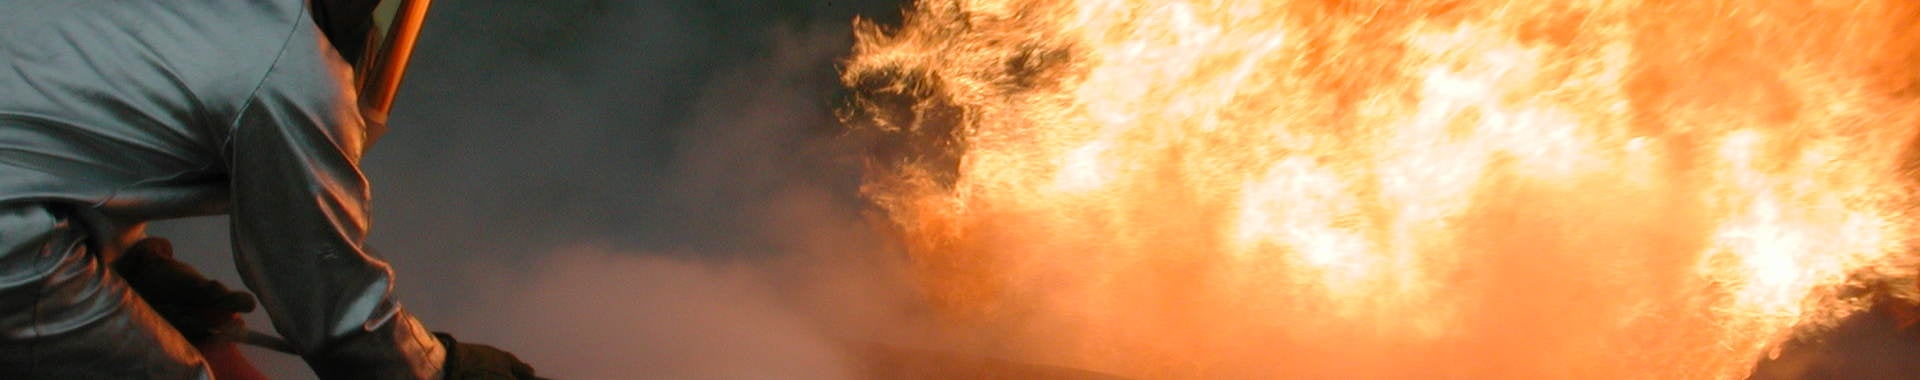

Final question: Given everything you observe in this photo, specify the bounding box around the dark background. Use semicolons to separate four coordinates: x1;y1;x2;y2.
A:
153;1;917;378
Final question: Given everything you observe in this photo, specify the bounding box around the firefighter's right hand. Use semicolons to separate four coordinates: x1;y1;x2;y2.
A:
434;333;543;380
112;237;257;343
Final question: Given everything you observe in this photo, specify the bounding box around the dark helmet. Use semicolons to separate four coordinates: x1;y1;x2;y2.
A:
312;0;433;140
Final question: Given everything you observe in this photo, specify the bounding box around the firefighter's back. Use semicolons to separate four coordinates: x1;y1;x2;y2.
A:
1;2;318;378
0;0;309;215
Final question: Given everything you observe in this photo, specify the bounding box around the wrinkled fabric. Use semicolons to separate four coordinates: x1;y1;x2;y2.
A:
0;205;212;379
0;0;444;378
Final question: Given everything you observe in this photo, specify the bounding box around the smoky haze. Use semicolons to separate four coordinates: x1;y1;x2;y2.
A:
151;1;923;379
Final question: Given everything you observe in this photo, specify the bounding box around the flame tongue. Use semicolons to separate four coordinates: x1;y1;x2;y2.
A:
844;1;1920;378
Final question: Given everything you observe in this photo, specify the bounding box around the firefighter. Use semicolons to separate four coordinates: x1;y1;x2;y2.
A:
0;0;536;378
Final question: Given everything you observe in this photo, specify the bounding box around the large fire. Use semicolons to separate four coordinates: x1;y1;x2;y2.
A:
841;0;1920;378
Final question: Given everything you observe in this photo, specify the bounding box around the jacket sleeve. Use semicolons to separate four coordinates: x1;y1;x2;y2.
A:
224;7;444;380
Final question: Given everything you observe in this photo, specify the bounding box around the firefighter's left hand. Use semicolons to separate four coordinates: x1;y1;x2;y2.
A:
112;237;257;343
434;333;543;380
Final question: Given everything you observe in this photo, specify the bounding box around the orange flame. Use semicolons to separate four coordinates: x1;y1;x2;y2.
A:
843;1;1920;378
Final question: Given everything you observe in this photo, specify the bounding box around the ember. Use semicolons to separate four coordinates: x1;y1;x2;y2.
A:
842;0;1920;378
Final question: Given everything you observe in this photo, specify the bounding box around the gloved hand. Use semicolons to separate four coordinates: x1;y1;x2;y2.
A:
112;237;257;343
433;333;543;380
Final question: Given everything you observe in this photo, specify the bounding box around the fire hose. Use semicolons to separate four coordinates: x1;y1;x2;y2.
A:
215;325;298;354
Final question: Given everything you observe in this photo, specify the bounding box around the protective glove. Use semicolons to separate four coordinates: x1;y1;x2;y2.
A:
433;333;543;380
112;237;257;343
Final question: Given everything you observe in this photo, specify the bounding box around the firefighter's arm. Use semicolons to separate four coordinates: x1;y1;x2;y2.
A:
225;8;538;379
224;11;444;379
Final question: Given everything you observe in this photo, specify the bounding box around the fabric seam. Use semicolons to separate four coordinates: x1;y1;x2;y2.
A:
220;2;311;163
